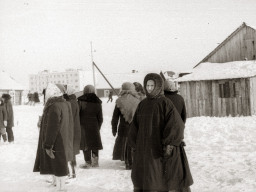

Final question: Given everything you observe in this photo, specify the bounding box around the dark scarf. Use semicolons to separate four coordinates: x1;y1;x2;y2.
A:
63;94;77;101
78;93;102;104
164;90;178;95
144;73;164;99
116;90;141;123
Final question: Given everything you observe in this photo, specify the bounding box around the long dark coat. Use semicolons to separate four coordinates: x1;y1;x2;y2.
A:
66;94;81;156
78;93;103;150
33;97;74;177
164;90;186;123
0;104;7;128
111;106;130;160
2;95;14;127
128;96;193;191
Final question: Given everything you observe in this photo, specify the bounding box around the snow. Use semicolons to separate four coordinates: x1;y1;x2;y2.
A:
177;60;256;82
0;98;256;192
0;70;25;90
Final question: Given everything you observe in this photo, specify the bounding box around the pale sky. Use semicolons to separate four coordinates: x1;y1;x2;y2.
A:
1;0;256;86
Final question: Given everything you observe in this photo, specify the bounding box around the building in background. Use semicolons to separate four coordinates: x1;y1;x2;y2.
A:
0;70;25;105
29;69;94;93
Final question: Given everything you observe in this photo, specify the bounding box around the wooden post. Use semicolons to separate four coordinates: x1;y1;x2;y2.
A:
93;62;119;95
90;42;97;94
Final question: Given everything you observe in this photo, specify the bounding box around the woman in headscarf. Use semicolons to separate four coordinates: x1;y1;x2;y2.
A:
111;82;141;169
33;83;74;191
133;82;146;100
128;73;193;192
63;85;81;178
78;85;103;168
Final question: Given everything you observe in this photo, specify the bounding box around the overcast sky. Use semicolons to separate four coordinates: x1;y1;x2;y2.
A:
1;0;256;86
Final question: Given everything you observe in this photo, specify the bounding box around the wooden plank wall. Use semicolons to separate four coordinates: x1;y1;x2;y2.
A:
249;76;256;115
179;78;251;117
206;26;256;63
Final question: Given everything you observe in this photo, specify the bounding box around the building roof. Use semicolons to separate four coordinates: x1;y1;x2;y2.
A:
194;22;256;68
95;72;148;89
0;71;25;90
176;60;256;82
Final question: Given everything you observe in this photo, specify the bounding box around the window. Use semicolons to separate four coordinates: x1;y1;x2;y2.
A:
219;81;237;98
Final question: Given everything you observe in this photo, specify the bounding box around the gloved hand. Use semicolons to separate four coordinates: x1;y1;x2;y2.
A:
45;148;55;159
4;121;7;127
37;116;42;128
163;145;174;158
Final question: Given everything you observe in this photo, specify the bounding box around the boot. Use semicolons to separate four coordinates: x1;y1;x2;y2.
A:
79;161;91;169
56;176;66;191
91;156;99;167
2;134;7;143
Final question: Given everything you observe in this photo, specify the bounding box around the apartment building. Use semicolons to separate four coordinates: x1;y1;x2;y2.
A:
29;69;94;93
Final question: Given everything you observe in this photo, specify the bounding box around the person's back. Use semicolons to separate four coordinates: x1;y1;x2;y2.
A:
164;80;186;123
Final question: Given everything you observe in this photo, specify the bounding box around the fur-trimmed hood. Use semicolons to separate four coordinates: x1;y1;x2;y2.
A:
143;73;164;99
78;93;102;104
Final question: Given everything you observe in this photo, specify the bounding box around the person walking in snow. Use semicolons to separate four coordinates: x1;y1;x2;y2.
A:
0;98;7;143
63;85;81;178
164;80;186;123
128;73;193;192
33;83;74;191
107;90;113;103
33;92;40;105
78;85;103;168
111;82;141;169
2;94;14;143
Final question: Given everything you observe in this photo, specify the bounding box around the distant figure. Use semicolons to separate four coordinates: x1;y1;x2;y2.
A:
2;94;14;143
164;80;186;123
42;89;46;105
107;91;113;103
33;92;40;105
27;92;33;105
78;85;103;168
0;98;7;143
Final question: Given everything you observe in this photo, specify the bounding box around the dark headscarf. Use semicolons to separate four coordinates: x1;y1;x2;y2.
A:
83;85;95;94
143;73;164;99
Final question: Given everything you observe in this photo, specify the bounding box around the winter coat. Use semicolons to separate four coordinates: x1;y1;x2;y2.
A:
33;97;74;177
3;96;14;127
128;97;193;191
0;105;7;128
66;94;81;156
128;73;193;191
164;90;186;123
78;93;103;150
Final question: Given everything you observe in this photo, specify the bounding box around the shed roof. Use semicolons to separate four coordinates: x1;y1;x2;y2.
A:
95;72;148;89
176;60;256;82
0;70;25;90
194;22;256;68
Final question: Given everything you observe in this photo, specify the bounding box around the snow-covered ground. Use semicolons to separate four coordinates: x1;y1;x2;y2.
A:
0;97;256;192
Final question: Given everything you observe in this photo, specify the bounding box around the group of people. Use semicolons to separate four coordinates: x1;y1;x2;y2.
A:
0;94;14;144
27;92;40;105
33;72;193;192
33;83;103;191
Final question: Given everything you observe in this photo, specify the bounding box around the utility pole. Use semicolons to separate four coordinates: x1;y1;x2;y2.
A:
90;41;97;94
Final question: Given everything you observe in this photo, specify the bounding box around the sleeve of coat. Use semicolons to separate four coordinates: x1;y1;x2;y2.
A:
181;98;187;124
111;105;120;135
127;106;139;149
97;104;103;129
2;106;7;121
162;100;184;147
6;102;14;127
43;106;61;149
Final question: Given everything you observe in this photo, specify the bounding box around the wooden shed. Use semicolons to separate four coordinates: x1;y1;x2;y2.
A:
177;61;256;117
0;70;25;105
177;22;256;117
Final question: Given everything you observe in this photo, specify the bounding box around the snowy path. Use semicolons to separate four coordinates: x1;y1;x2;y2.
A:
0;99;256;192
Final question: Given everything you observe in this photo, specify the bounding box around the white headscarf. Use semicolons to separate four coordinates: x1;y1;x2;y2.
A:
45;83;64;102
